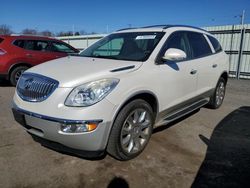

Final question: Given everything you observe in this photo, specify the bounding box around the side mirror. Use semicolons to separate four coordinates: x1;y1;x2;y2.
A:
162;48;187;62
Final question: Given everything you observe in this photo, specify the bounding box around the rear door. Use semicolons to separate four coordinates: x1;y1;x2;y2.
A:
206;35;224;86
185;32;215;96
21;40;56;65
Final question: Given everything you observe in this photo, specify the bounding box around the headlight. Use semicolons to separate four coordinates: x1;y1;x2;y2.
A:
65;78;119;107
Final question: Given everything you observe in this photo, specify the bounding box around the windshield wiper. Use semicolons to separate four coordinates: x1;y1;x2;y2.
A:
91;55;118;60
69;53;81;56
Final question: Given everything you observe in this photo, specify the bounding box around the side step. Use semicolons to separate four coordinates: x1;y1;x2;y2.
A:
160;99;209;125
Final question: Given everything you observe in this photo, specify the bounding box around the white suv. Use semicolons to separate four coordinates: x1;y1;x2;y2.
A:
12;25;229;160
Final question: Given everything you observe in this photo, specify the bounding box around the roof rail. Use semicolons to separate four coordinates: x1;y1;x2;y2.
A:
10;33;54;38
116;25;169;31
116;27;138;31
141;25;170;29
116;25;208;32
165;25;208;32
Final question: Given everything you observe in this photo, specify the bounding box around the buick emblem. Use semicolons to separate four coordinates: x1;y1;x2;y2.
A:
24;78;34;90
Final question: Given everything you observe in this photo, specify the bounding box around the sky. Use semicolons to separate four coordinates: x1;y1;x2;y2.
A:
1;0;250;34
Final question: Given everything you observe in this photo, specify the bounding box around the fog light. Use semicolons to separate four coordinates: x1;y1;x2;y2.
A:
60;123;98;133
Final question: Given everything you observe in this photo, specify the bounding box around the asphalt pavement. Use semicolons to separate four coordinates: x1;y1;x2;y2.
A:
0;78;250;188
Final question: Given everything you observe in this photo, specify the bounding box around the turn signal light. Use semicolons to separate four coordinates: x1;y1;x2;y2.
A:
60;122;98;133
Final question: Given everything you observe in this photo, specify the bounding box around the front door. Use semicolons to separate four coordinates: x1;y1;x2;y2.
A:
158;31;198;113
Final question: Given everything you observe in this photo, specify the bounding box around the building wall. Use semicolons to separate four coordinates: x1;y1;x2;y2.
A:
57;34;106;50
204;24;250;79
58;24;250;79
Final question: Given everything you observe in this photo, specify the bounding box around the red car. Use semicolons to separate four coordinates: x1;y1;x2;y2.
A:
0;35;79;85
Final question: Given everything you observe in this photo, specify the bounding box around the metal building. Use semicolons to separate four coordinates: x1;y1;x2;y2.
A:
58;34;106;51
58;24;250;79
204;24;250;79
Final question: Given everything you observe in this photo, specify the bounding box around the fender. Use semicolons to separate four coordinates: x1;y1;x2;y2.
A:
8;62;32;75
103;90;159;148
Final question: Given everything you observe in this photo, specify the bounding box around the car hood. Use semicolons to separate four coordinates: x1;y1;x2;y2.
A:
26;56;142;88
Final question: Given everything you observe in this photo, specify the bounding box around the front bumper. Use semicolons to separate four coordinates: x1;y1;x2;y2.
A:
12;105;112;153
12;84;119;155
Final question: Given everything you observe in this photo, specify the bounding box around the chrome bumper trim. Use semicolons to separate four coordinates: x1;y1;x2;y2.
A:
12;105;103;124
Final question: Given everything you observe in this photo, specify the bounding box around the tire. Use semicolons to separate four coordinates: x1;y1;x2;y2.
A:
207;77;226;109
107;99;154;161
9;66;29;86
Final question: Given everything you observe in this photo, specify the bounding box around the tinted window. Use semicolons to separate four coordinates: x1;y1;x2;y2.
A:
165;31;191;59
187;32;212;58
207;35;222;53
0;38;4;43
80;32;165;61
36;41;49;51
24;41;35;50
14;40;49;51
13;40;25;48
51;42;75;53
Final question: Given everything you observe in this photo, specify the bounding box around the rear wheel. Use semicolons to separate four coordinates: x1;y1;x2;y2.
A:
208;77;226;109
9;66;28;86
107;99;154;160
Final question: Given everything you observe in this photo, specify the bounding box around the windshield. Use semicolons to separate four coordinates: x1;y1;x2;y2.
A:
80;32;165;61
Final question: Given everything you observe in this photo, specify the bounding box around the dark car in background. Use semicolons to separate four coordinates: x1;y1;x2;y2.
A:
0;35;79;86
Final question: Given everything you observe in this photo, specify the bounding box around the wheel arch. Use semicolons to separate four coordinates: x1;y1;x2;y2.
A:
8;62;32;78
105;90;159;148
114;91;159;120
220;71;228;84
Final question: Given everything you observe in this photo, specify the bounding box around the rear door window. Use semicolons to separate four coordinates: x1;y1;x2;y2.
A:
24;40;49;51
24;40;35;50
207;35;222;53
186;32;212;58
36;41;49;51
14;40;49;51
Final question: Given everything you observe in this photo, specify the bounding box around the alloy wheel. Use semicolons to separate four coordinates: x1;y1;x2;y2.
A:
14;69;25;83
215;81;225;106
120;108;152;154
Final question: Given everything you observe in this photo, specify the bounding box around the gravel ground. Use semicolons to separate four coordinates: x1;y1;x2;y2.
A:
0;78;250;188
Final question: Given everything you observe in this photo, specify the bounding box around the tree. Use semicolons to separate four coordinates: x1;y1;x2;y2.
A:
80;30;86;35
40;30;54;37
57;31;74;37
0;24;13;35
56;30;98;37
22;28;37;35
74;31;80;36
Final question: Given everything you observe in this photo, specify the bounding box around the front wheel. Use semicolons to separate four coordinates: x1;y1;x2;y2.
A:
207;77;226;109
107;99;154;160
9;66;29;86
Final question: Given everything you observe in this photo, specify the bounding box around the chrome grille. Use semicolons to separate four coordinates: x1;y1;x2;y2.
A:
17;73;59;102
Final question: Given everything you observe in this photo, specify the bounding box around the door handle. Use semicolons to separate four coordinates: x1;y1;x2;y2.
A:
190;69;197;75
26;54;33;57
212;64;218;68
